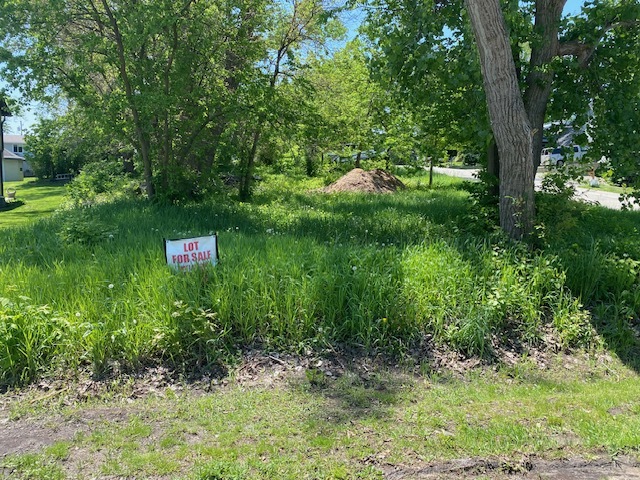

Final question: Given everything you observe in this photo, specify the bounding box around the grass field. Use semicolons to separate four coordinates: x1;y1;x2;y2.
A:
1;169;640;478
1;170;639;382
1;178;68;228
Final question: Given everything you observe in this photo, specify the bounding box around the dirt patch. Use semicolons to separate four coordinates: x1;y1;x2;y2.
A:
382;455;640;479
0;416;80;457
0;407;136;457
321;168;405;194
0;351;630;479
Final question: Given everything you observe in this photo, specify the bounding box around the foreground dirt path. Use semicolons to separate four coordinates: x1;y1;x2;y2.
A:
2;400;640;479
2;354;640;479
384;456;640;479
2;409;639;480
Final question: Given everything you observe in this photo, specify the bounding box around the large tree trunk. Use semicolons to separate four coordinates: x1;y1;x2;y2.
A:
486;138;500;198
523;0;566;170
465;0;535;240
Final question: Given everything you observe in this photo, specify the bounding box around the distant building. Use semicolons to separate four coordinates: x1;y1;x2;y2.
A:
2;149;24;181
3;134;33;177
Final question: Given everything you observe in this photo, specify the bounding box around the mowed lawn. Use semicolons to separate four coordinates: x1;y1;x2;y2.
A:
1;178;68;228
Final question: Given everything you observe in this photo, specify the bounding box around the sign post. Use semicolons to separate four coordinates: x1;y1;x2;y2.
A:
165;234;219;270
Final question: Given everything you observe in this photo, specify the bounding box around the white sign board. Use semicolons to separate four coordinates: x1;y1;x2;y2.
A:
165;234;218;270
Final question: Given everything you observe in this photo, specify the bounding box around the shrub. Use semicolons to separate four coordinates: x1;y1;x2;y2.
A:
57;210;116;245
67;159;139;206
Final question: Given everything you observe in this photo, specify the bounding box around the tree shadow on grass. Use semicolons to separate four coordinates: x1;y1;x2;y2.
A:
17;179;68;189
0;200;25;212
290;365;414;425
537;195;640;373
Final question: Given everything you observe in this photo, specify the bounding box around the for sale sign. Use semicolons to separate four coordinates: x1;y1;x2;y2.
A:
165;234;219;270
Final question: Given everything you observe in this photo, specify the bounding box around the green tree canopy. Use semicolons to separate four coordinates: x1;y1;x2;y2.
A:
363;0;640;238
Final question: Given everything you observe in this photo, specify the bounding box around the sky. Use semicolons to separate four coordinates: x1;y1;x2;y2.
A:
2;0;586;136
565;0;585;15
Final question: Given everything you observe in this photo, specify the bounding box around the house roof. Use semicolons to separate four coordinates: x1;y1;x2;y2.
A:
3;134;25;144
2;149;23;160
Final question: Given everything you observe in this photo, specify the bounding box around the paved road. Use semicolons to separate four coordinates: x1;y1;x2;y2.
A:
433;166;637;211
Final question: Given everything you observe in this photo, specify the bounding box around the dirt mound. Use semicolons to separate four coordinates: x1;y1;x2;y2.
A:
322;168;405;194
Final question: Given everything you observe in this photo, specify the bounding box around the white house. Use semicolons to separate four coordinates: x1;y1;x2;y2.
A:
2;149;24;181
3;134;33;177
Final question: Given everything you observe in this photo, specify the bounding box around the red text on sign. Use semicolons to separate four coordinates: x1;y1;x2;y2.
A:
172;250;212;264
183;241;200;252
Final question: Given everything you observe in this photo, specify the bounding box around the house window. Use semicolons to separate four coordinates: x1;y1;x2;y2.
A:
13;145;23;153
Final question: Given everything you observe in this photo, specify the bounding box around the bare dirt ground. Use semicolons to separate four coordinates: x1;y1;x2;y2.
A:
1;352;639;479
0;407;133;456
383;456;640;479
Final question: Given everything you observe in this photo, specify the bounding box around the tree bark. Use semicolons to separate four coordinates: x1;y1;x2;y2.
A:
239;129;261;201
486;138;499;179
486;138;500;198
465;0;535;240
523;0;566;170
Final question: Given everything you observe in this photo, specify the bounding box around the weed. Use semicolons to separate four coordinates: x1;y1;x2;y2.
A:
305;367;327;387
0;297;73;388
195;460;248;479
0;173;638;385
57;210;116;245
0;454;65;480
161;299;230;370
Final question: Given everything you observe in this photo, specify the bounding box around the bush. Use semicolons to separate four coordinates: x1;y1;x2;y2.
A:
57;210;116;245
67;159;139;206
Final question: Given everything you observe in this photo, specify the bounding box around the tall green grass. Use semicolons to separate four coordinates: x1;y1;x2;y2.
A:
0;171;638;387
536;192;640;358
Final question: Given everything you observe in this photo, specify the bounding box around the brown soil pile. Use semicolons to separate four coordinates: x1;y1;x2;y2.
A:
322;168;405;194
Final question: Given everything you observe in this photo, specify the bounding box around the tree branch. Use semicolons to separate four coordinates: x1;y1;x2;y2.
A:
558;19;639;68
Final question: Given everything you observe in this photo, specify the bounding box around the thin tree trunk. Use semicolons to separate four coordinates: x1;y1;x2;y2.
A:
100;0;155;198
160;23;179;194
238;46;283;200
465;0;535;240
239;129;261;201
523;0;566;170
305;144;317;177
203;121;226;178
429;156;434;187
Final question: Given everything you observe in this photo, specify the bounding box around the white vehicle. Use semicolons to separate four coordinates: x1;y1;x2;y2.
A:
541;145;589;167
